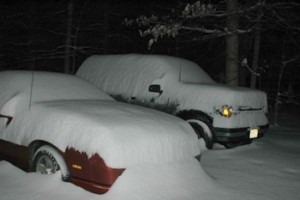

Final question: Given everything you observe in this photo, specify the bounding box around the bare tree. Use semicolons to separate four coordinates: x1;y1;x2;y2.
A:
274;56;298;125
64;0;74;74
226;0;239;86
249;0;263;89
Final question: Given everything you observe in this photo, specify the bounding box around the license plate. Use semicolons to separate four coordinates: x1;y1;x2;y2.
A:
249;128;259;139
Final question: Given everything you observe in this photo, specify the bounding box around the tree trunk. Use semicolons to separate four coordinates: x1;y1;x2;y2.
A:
226;0;239;86
64;0;74;74
250;1;263;89
28;1;37;71
102;0;110;53
250;28;261;89
274;63;284;126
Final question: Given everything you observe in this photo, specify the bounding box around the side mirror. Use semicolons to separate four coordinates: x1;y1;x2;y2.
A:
149;84;163;95
0;114;13;126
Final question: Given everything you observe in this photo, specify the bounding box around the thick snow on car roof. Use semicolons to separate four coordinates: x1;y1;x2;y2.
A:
77;54;214;83
0;70;113;103
76;54;214;99
0;70;200;168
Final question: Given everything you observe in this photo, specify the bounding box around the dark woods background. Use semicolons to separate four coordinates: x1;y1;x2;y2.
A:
0;0;299;114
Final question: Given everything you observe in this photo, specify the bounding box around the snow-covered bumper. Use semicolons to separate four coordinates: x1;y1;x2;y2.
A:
214;124;269;143
212;106;269;143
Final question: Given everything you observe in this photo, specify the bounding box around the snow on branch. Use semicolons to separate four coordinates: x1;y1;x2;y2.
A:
282;56;299;66
124;1;263;49
182;1;216;19
241;58;267;76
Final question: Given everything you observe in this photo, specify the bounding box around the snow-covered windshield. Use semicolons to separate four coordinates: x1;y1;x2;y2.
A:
178;58;215;84
31;71;113;103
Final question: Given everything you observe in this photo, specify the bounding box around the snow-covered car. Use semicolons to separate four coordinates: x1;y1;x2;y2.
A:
76;54;269;149
0;70;200;194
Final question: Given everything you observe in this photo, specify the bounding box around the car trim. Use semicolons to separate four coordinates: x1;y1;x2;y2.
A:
70;177;111;194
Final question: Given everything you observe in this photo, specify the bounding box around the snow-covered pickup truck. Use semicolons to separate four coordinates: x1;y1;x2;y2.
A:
76;54;269;149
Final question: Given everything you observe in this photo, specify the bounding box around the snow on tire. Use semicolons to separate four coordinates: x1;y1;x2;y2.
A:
33;145;69;181
187;119;214;150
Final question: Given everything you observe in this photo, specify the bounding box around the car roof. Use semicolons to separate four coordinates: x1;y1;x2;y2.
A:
77;54;214;84
0;70;113;104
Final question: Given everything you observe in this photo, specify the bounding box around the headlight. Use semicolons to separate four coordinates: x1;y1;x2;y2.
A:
221;106;233;118
214;105;235;118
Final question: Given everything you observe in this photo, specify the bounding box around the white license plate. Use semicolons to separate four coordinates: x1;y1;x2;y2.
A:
249;128;259;139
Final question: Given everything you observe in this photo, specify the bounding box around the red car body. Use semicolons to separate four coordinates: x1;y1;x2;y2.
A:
0;139;124;194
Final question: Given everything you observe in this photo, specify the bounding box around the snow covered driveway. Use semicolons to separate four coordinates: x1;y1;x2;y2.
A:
202;125;300;200
1;115;300;200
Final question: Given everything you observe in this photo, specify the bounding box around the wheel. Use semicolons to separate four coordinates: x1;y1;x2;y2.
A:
33;145;69;181
187;119;214;149
176;111;215;149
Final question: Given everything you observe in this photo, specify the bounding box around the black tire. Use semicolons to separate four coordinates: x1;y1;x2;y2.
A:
177;110;215;149
188;120;214;149
33;145;69;181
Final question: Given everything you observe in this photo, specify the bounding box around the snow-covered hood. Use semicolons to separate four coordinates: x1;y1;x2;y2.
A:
12;100;200;168
161;82;268;114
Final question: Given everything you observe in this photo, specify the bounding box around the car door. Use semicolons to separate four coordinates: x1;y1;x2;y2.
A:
0;95;30;170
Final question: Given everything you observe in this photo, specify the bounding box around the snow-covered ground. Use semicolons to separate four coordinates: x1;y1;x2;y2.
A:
1;113;299;200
